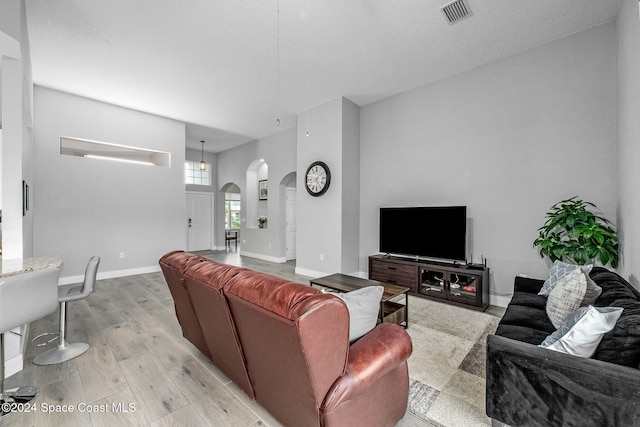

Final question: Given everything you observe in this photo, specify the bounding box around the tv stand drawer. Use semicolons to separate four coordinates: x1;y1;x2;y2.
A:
369;258;417;288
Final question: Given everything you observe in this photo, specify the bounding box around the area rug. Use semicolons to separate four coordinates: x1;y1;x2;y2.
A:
404;295;501;426
407;378;440;423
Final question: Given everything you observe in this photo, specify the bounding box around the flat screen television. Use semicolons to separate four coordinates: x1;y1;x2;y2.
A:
379;206;467;261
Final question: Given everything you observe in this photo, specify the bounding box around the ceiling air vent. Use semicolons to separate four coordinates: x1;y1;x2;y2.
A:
440;0;472;25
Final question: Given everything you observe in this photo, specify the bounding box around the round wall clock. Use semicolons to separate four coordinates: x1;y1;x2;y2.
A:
305;161;331;197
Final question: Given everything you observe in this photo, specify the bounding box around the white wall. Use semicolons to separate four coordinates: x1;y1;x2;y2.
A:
617;0;640;288
216;127;296;260
1;0;36;379
33;86;186;280
341;99;360;274
1;0;33;259
359;23;618;305
296;97;360;277
1;55;24;259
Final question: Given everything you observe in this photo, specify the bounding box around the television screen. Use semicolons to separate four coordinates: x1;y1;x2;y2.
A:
379;206;467;261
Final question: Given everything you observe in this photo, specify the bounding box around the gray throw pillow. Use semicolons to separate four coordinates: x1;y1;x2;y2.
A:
540;306;624;357
546;269;587;328
539;260;593;297
328;285;383;342
581;275;603;306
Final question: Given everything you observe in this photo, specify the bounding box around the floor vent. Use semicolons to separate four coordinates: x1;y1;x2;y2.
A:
440;0;473;25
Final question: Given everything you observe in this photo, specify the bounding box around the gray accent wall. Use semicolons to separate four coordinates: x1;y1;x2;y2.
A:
359;22;618;305
33;86;186;278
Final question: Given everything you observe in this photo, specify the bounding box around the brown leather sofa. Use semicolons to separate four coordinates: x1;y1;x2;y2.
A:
159;250;413;427
158;250;210;357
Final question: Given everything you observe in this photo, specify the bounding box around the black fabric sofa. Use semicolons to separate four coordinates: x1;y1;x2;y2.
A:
486;267;640;427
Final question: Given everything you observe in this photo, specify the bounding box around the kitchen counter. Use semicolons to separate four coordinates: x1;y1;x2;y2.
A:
0;256;63;278
1;256;63;379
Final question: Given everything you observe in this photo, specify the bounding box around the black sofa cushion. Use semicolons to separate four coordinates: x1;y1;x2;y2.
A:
495;291;555;345
591;267;640;367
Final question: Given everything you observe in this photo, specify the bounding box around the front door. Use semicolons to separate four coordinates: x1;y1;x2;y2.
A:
187;192;212;251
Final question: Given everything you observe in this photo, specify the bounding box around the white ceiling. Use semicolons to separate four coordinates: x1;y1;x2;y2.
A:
24;0;622;153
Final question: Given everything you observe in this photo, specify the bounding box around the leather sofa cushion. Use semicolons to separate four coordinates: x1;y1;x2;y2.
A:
158;250;210;357
226;270;323;319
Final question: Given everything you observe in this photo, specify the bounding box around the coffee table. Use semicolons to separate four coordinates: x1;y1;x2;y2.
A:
310;273;409;328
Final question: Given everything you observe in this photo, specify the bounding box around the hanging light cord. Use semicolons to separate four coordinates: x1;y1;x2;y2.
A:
276;0;281;126
305;0;310;137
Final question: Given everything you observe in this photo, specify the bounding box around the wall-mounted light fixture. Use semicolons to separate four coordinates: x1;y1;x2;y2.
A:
200;140;207;171
60;136;170;167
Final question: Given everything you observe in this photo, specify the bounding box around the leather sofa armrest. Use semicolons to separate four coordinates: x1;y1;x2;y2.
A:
321;323;412;410
486;334;640;426
513;275;544;294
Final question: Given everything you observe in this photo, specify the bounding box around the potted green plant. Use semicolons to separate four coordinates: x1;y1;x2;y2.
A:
533;197;619;268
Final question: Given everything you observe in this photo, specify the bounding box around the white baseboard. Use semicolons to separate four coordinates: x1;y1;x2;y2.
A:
294;266;330;279
59;265;161;285
239;251;287;264
489;293;511;308
296;269;370;280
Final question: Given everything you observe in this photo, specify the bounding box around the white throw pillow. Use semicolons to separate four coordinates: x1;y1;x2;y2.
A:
539;306;623;358
326;286;383;342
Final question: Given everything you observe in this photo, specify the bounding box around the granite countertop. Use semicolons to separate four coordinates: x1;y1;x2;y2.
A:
0;256;63;278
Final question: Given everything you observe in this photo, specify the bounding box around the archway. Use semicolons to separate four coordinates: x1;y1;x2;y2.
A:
246;159;268;229
220;182;241;250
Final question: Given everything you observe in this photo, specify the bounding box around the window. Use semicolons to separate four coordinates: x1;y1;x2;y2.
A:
185;161;210;185
225;200;241;229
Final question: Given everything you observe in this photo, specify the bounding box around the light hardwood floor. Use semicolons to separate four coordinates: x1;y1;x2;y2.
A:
2;251;434;427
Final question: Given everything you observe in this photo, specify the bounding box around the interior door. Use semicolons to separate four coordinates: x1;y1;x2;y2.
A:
187;192;212;251
286;188;297;260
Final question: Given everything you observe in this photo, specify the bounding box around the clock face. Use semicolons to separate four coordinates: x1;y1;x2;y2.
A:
305;161;331;197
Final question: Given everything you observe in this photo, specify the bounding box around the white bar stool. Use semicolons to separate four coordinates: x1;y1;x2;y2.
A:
33;256;100;366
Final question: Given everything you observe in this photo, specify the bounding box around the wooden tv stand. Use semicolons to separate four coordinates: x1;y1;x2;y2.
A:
368;254;489;311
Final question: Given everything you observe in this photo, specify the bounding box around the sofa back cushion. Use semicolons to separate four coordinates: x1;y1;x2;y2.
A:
159;250;210;358
183;260;255;398
591;267;640;367
225;270;349;427
494;290;556;345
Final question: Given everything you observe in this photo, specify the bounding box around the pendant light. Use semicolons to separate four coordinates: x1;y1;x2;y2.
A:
199;140;207;171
